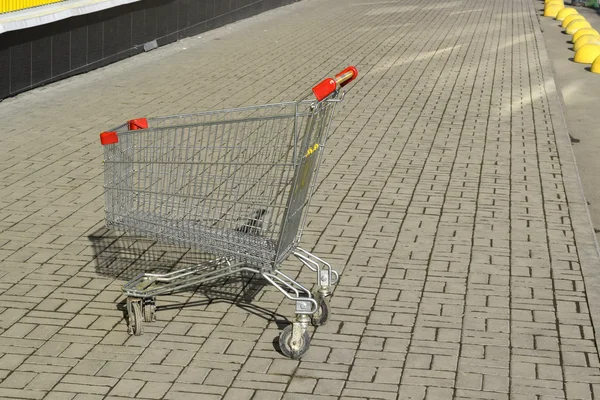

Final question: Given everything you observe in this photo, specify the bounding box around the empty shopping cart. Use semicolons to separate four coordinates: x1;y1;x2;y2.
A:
99;66;358;359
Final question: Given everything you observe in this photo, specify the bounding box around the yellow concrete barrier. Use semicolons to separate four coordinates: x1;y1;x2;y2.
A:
574;44;600;63
562;14;586;28
545;1;564;7
566;19;592;35
574;35;600;51
0;0;64;13
573;28;600;42
556;8;578;21
590;56;600;73
544;4;564;17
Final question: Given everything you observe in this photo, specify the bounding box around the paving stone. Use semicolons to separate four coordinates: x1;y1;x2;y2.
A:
313;379;345;396
0;372;37;389
107;379;144;397
0;355;28;370
52;383;109;396
25;373;63;391
137;382;172;399
95;362;131;379
162;350;194;367
0;388;46;399
287;377;316;393
71;360;105;376
42;393;76;400
175;366;210;384
223;388;254;400
72;395;104;400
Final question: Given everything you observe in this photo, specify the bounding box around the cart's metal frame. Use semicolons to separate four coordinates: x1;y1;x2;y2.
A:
100;67;357;359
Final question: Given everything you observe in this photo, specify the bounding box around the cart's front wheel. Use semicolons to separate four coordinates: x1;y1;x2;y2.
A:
311;294;331;327
279;324;310;360
129;301;143;336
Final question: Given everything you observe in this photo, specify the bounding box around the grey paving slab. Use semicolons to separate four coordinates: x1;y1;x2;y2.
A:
1;0;600;399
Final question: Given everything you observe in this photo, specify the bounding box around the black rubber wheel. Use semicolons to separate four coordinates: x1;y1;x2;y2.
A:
142;298;156;323
311;294;331;327
279;324;310;360
143;303;155;323
130;302;143;336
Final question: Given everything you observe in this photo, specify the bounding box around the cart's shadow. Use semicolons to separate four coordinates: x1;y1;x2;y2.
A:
88;227;288;327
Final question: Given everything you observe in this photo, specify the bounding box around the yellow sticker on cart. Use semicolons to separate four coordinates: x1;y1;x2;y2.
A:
304;143;319;158
298;144;320;189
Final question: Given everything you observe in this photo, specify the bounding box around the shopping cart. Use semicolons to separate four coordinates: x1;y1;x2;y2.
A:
99;66;357;359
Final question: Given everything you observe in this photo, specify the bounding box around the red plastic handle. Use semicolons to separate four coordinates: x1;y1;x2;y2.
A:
100;118;149;145
334;66;358;88
100;131;118;145
128;118;148;130
312;66;358;101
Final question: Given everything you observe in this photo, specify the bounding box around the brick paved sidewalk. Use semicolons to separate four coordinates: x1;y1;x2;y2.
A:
1;0;600;399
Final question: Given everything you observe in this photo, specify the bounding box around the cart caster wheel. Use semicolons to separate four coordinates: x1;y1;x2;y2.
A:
279;324;310;360
143;299;156;323
311;294;331;327
128;301;143;336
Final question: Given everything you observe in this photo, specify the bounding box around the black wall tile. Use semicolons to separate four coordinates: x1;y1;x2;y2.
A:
0;45;10;99
88;22;103;65
143;6;158;44
115;12;132;55
178;0;190;31
10;42;31;92
131;9;146;46
51;31;70;78
165;1;179;37
103;16;120;59
32;35;52;85
156;2;170;39
70;25;88;72
187;0;200;28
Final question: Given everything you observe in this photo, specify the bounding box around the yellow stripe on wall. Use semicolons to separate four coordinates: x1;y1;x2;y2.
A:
1;0;65;14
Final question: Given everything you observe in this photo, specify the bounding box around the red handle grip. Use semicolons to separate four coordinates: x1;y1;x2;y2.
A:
334;66;358;88
312;66;358;102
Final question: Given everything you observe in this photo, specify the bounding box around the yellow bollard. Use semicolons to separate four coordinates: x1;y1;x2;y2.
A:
591;55;600;73
544;4;564;17
566;19;592;35
574;44;600;63
562;14;585;28
573;28;600;42
574;35;600;51
556;8;578;21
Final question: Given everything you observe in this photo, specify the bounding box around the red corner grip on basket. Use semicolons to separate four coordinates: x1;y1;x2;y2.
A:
100;131;118;145
128;118;148;130
312;78;336;102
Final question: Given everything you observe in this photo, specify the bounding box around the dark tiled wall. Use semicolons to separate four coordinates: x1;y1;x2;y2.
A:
0;0;298;100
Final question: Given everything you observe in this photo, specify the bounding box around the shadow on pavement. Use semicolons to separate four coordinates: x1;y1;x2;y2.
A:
87;226;288;325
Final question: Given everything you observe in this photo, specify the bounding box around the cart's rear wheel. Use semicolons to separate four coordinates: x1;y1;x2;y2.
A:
143;298;156;323
130;302;143;336
279;324;310;360
311;294;331;327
